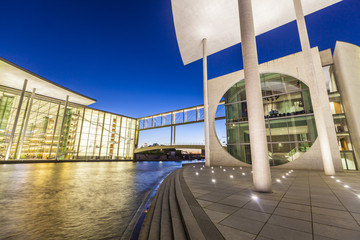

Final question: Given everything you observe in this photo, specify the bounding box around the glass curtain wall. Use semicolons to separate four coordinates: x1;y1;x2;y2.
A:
324;65;357;170
0;85;136;160
225;73;317;166
77;109;136;160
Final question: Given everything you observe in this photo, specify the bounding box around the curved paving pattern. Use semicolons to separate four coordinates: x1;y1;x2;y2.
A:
183;165;360;240
140;164;360;239
139;166;223;240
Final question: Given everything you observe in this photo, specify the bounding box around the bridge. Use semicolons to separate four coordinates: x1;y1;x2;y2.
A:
134;144;205;154
136;101;226;145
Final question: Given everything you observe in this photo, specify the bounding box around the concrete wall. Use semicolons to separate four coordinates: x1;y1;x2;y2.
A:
208;48;343;170
333;42;360;169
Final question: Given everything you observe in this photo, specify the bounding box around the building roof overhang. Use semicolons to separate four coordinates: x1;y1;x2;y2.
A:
0;57;96;106
171;0;342;65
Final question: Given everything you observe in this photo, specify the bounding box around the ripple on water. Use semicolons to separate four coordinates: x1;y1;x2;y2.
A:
0;161;183;239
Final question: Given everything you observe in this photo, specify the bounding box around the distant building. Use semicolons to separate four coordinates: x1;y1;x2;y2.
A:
0;57;136;160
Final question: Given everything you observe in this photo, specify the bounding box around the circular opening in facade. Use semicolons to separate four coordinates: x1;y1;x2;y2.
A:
219;73;318;166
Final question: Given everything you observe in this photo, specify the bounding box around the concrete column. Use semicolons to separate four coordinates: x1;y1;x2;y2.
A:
203;38;211;167
293;0;335;175
173;126;176;145
170;125;173;145
56;95;69;160
5;79;28;160
17;88;36;160
76;108;86;159
238;0;272;192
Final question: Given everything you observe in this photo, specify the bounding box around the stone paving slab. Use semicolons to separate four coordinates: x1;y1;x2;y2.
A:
183;164;360;240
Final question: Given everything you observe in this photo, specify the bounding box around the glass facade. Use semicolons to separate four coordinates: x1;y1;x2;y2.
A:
0;85;136;160
324;65;358;170
225;73;317;166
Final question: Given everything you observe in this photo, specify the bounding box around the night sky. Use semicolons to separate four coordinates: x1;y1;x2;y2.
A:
1;0;359;145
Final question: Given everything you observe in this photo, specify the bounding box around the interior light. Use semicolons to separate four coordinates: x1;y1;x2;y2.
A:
230;175;234;179
195;172;199;176
211;170;214;173
336;179;341;182
212;179;216;183
276;179;281;183
344;185;349;188
252;195;258;200
242;173;246;176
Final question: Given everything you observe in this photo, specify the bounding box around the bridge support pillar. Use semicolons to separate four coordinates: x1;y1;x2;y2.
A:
203;38;211;167
238;0;272;192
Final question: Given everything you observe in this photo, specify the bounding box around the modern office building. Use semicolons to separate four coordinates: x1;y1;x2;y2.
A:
0;57;137;161
211;42;359;171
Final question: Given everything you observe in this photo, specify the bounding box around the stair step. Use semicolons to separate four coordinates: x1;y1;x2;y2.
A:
160;173;173;240
169;172;187;240
139;176;168;240
174;170;206;240
148;177;169;240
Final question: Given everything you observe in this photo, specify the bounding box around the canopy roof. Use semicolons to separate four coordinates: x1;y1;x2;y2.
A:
171;0;341;65
0;57;96;106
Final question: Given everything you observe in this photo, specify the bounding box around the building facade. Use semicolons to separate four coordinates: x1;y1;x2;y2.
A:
207;42;359;171
0;58;136;161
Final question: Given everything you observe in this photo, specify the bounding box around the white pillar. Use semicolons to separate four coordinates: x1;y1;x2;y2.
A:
203;38;211;167
293;0;335;175
238;0;272;192
56;95;69;160
17;88;36;160
5;79;28;160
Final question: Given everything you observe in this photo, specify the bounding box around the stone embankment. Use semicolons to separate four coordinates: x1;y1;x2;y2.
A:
139;166;223;240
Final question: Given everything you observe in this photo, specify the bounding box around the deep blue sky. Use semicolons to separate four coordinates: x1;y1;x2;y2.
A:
1;0;359;120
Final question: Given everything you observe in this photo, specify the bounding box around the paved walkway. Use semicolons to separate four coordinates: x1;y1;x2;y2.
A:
183;164;360;240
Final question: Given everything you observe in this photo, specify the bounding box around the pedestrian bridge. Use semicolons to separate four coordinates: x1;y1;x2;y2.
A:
134;145;205;153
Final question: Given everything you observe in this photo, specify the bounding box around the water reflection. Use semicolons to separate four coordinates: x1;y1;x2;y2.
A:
0;161;183;239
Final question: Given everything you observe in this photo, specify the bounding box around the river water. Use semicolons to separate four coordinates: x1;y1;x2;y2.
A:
0;161;186;239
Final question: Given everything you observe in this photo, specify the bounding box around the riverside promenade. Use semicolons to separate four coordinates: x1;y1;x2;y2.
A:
139;163;360;240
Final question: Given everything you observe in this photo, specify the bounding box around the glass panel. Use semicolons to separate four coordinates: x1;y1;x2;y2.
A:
343;152;356;170
223;73;317;166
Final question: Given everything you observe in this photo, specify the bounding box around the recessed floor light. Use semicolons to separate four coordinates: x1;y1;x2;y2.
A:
276;179;281;183
344;185;349;188
336;179;341;182
211;170;214;173
242;173;246;176
195;172;199;176
252;195;258;200
212;179;216;183
230;175;234;179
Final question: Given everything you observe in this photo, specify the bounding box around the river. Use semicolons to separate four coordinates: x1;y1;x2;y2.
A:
0;161;187;239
